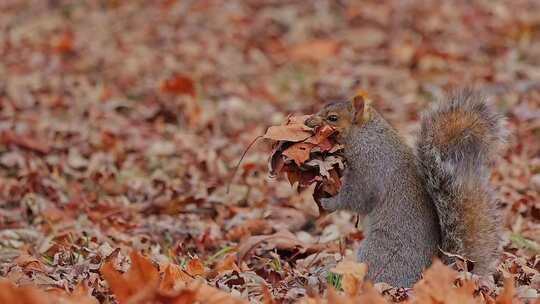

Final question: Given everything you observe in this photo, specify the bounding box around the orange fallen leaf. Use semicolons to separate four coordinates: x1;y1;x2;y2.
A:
100;251;160;304
0;280;52;304
495;279;520;304
160;263;192;292
323;284;387;304
14;251;43;271
261;284;275;304
411;259;479;304
215;253;240;274
160;74;195;96
331;260;368;296
63;283;99;304
289;39;340;62
182;281;248;304
51;32;74;54
305;124;336;151
186;258;205;276
0;279;98;304
226;218;270;241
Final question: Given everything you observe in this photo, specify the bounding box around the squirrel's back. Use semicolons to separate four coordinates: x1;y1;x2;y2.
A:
416;89;507;275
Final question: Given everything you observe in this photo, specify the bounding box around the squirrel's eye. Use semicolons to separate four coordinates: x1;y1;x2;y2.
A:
327;115;339;122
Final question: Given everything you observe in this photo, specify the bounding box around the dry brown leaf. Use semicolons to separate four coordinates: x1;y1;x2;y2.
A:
264;116;313;142
156;289;197;304
304;124;337;151
331;260;368;296
410;259;480;304
282;142;315;166
215;253;241;273
495;279;521;304
236;230;326;265
14;251;43;271
0;280;53;304
1;131;51;154
0;280;98;304
160;263;192;292
325;284;388;304
225;219;271;241
261;284;275;304
186;258;205;276
184;281;248;304
100;251;160;304
62;284;100;304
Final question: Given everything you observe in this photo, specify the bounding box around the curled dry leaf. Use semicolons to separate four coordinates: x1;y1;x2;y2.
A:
265;115;345;214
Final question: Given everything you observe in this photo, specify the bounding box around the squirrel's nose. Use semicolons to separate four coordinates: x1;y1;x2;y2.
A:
305;115;322;128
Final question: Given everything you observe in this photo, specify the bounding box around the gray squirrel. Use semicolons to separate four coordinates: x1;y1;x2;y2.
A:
305;89;506;287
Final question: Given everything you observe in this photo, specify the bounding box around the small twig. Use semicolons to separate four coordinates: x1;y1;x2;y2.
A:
226;135;263;194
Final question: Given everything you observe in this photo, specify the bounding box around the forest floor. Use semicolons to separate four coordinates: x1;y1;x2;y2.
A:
0;1;539;303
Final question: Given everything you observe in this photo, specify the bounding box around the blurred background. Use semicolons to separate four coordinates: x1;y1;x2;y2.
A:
0;0;539;302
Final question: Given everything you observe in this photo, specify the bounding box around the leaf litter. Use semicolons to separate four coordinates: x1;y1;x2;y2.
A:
0;0;539;303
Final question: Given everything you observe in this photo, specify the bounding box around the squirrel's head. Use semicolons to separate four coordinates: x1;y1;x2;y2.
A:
305;94;370;140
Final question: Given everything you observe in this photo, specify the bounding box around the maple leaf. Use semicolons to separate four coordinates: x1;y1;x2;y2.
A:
410;259;480;304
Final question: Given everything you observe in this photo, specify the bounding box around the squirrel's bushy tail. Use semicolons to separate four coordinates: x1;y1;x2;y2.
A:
417;89;507;275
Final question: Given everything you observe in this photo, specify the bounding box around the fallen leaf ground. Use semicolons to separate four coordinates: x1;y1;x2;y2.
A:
0;1;539;303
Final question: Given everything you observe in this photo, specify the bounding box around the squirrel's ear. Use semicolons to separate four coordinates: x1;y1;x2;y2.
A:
351;94;366;122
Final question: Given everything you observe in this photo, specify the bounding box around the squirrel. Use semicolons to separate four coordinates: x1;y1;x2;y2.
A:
305;89;506;287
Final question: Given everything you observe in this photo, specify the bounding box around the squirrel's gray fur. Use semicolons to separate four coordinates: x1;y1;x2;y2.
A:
308;89;506;287
416;89;506;276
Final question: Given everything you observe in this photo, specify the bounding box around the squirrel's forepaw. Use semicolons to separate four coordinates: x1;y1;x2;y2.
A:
321;197;339;212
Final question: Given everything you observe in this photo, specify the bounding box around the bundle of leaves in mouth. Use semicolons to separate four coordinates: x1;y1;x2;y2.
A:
264;115;345;214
